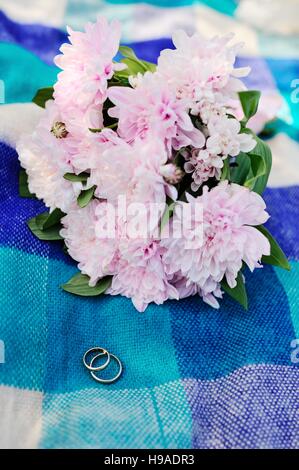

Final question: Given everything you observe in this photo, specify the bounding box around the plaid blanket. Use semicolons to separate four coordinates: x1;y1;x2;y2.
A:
0;0;299;449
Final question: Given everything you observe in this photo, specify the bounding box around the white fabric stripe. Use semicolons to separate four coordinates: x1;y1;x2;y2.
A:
267;133;299;187
65;3;199;43
64;3;259;51
0;0;68;27
0;385;43;449
194;5;259;56
0;103;43;148
121;4;198;42
236;0;299;36
2;1;298;59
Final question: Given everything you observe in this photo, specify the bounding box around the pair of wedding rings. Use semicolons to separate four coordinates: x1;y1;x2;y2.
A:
83;347;123;384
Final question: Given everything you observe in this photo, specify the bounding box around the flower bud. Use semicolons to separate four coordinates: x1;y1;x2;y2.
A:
160;163;184;185
51;121;68;139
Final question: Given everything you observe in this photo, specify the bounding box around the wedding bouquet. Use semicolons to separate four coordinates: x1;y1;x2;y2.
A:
17;17;290;312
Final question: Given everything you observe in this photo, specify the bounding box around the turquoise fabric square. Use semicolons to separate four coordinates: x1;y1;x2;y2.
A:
0;43;58;104
44;257;181;392
40;380;192;448
0;247;47;390
275;262;299;338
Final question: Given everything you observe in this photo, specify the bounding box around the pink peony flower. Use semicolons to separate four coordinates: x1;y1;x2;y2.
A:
17;101;81;212
61;199;119;286
157;30;249;115
108;237;178;312
61;105;105;172
168;272;223;309
89;137;178;206
108;72;205;154
162;181;270;308
16;17;277;314
54;17;125;123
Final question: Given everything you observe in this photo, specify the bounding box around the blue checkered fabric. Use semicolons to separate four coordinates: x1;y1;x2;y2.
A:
0;0;298;449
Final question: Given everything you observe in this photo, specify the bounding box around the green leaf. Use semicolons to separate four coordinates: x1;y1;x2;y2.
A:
220;158;230;181
35;209;64;231
61;273;112;297
108;75;130;87
119;46;155;73
230;152;251;185
244;153;266;189
121;57;147;75
257;225;291;271
248;134;272;195
239;90;261;122
89;127;102;133
139;59;157;73
62;243;69;255
116;46;156;79
77;186;96;208
221;271;248;310
32;87;54;108
119;45;139;61
89;122;118;133
160;200;176;233
64;172;89;183
19;169;36;198
27;214;63;241
239;130;272;195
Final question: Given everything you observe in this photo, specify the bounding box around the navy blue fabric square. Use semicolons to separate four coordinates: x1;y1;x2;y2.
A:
170;266;295;380
0;143;72;263
264;187;299;260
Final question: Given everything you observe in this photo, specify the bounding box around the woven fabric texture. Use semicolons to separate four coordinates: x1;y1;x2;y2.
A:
0;0;298;449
